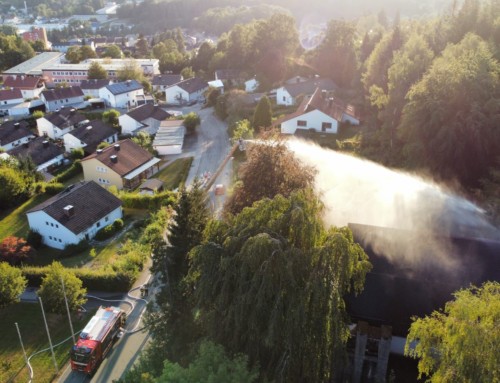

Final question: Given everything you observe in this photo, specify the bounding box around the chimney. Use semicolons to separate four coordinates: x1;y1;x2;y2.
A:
114;144;120;151
64;205;74;218
14;122;20;129
86;125;93;130
321;90;327;99
42;140;49;148
328;97;334;107
126;80;131;86
70;108;76;114
110;154;118;163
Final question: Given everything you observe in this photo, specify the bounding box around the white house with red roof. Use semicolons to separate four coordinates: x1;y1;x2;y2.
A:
3;76;45;98
0;89;24;114
274;88;360;135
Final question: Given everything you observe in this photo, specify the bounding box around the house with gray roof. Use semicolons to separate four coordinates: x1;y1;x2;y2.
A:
63;120;118;154
276;77;337;106
26;181;123;249
0;120;35;152
99;80;144;109
164;77;208;105
152;74;183;93
37;107;87;139
40;86;85;112
80;79;112;98
119;103;171;135
9;136;65;172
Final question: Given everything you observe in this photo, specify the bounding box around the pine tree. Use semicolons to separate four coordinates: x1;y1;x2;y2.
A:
252;95;272;129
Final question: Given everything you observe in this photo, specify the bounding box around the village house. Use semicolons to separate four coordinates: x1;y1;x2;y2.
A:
99;80;144;109
40;86;85;112
9;137;65;172
81;139;161;190
63;120;118;154
37;107;87;139
119;103;171;136
0;89;24;115
0;120;35;152
79;79;112;98
164;77;208;105
274;88;359;135
275;77;337;106
2;76;45;99
26;181;123;249
152;74;183;93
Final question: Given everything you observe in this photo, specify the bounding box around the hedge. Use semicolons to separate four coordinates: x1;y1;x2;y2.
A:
44;182;65;195
21;266;135;292
119;190;177;210
51;161;82;183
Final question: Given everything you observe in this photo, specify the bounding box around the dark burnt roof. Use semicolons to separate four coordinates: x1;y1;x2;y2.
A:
41;86;84;101
152;74;182;87
69;120;116;154
44;107;86;128
26;181;122;235
0;120;33;147
346;223;500;336
79;79;111;90
126;103;171;123
81;138;154;176
9;136;64;166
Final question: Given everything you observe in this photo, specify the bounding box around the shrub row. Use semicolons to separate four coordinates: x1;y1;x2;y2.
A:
21;266;135;292
94;219;124;241
51;161;82;183
119;190;177;210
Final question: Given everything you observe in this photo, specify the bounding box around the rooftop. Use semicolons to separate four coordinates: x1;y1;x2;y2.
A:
82;138;157;176
9;136;64;166
282;77;337;97
79;79;112;90
0;120;33;147
26;181;122;235
125;103;171;123
153;121;185;147
0;88;23;101
3;76;43;89
41;86;84;101
152;74;183;87
69;120;116;153
43;107;86;128
169;77;207;94
3;52;64;76
105;80;142;95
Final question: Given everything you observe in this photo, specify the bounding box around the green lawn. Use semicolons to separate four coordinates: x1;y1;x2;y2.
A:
155;157;193;190
0;195;49;241
0;303;93;383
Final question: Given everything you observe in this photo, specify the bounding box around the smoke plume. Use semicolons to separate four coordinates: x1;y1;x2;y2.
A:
287;139;499;272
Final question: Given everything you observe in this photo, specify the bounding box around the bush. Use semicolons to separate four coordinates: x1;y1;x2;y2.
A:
27;230;43;249
44;182;65;195
21;266;135;291
70;147;85;159
33;110;44;119
51;161;82;183
94;218;124;241
113;219;124;230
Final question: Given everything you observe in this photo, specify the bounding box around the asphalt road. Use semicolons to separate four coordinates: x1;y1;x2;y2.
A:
56;105;230;383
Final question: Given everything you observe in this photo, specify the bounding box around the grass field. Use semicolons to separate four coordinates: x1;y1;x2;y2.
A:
0;195;49;241
0;303;93;383
155;157;193;190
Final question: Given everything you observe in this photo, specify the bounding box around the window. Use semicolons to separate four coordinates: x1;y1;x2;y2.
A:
49;236;52;240
322;122;332;132
96;222;101;228
105;217;109;222
66;99;69;102
46;221;49;225
297;120;307;127
55;224;59;228
283;96;286;102
59;239;62;243
51;223;54;227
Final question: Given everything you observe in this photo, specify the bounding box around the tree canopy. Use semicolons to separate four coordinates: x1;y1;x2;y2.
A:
37;261;87;314
189;190;371;382
405;281;500;382
252;95;272;129
0;262;27;307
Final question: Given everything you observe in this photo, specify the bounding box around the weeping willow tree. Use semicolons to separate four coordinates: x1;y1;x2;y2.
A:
187;189;372;382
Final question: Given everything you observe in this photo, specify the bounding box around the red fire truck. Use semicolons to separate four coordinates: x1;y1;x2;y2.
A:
70;306;127;374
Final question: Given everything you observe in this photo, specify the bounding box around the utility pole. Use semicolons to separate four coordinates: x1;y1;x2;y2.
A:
61;276;76;345
15;322;29;367
38;297;59;373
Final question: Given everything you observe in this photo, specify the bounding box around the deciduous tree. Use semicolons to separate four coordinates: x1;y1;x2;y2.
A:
0;236;34;265
405;282;500;383
37;261;87;314
189;190;371;382
88;61;107;79
103;44;122;59
0;262;27;307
